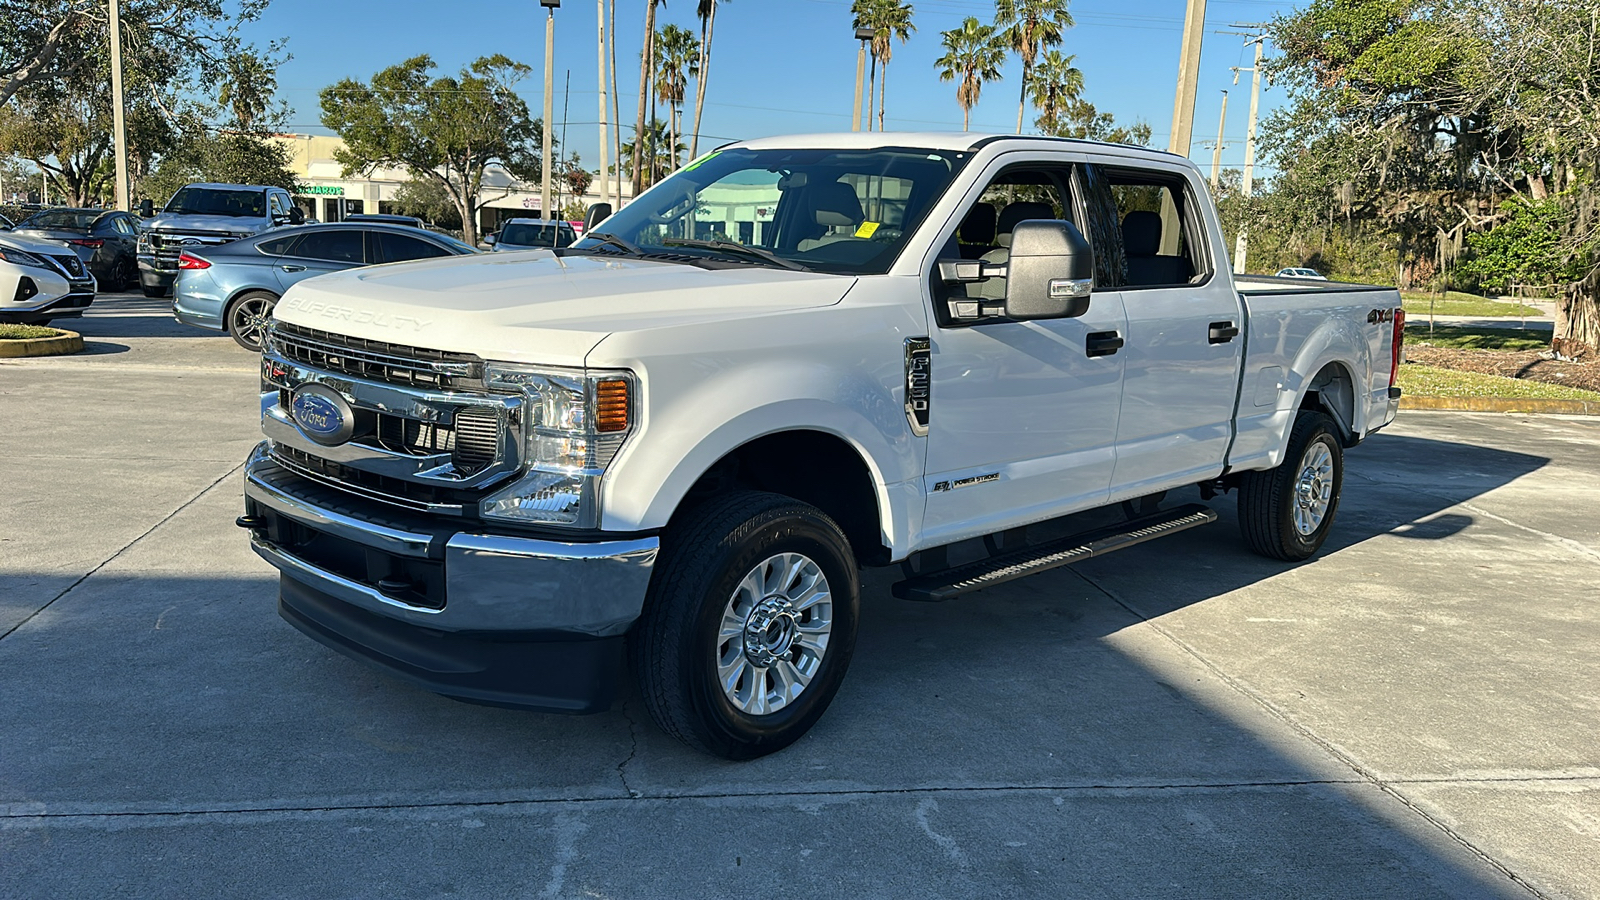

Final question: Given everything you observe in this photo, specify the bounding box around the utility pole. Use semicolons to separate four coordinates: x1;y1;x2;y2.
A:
1209;89;1228;191
1168;0;1207;156
1231;31;1264;274
108;0;130;211
597;0;610;207
852;27;872;132
541;0;560;222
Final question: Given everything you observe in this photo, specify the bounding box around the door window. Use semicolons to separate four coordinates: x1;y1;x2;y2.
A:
256;234;300;256
287;229;365;263
933;165;1076;323
1080;164;1206;289
113;216;138;236
373;231;452;263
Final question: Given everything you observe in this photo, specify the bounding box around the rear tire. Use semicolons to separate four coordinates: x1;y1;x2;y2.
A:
226;291;278;351
1238;411;1344;561
631;491;860;760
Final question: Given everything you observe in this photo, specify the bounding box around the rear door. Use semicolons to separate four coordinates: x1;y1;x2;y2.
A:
1079;160;1244;500
371;230;454;264
272;228;368;291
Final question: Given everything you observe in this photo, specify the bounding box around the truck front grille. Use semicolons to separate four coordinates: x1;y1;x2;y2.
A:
272;393;502;476
270;444;479;514
270;322;484;391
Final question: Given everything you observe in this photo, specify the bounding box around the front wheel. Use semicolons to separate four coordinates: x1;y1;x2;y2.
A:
631;491;860;760
226;291;278;351
1237;410;1344;561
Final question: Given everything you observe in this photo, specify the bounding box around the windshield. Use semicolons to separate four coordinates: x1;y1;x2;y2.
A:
572;147;967;275
165;187;266;218
21;209;98;231
502;222;573;247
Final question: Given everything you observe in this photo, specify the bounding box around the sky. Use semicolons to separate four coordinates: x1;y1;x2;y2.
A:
242;0;1299;176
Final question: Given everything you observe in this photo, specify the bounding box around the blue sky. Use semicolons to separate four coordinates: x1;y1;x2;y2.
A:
245;0;1298;174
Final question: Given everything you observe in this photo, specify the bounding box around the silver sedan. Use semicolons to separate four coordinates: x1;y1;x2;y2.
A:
172;223;477;350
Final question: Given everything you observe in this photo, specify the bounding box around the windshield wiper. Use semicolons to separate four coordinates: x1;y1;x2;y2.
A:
660;238;810;272
583;232;645;255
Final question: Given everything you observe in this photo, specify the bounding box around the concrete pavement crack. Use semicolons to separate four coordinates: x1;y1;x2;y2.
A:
1065;565;1551;900
615;699;642;799
0;461;244;644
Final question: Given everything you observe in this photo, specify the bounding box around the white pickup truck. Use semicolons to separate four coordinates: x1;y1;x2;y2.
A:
241;133;1404;759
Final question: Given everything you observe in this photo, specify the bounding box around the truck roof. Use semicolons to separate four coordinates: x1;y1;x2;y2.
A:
729;132;1184;160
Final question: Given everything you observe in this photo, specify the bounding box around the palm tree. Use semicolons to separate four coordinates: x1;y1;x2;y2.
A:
994;0;1074;134
632;0;664;195
935;17;1007;131
621;118;687;186
852;0;914;131
689;0;730;159
1027;49;1083;135
655;24;699;173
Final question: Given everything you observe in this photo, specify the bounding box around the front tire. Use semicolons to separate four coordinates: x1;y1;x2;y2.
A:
1238;410;1344;561
226;291;278;351
631;491;860;760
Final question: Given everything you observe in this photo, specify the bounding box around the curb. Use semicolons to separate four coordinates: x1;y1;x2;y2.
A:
0;329;85;358
1401;395;1600;416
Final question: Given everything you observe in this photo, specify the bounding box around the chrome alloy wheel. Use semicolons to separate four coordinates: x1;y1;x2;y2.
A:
231;295;274;349
1292;440;1335;536
717;552;833;716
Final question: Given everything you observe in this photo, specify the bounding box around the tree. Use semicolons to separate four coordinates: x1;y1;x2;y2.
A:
632;0;664;195
1;0;275;107
852;0;915;132
654;24;699;173
1026;49;1082;135
995;0;1073;135
140;132;300;204
935;17;1006;131
620;118;685;186
320;55;546;246
1460;196;1589;295
391;177;463;230
689;0;730;160
1038;97;1149;146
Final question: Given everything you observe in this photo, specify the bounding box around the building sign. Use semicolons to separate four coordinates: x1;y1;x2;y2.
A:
303;186;345;196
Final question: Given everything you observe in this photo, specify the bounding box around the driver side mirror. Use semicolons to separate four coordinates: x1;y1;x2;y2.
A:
138;198;154;218
484;233;498;246
1004;220;1094;320
584;202;612;231
288;207;305;225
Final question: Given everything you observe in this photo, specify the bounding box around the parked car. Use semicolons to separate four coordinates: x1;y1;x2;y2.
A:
0;231;97;324
172;222;477;350
1275;267;1328;280
486;218;576;250
244;132;1406;760
137;182;302;298
344;213;427;228
11;207;141;291
0;212;14;230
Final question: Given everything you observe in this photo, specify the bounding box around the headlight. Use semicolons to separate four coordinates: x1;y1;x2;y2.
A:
0;246;50;269
479;363;637;528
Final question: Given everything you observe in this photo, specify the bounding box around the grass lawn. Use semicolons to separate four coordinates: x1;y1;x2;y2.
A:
1404;324;1550;351
1397;364;1600;401
0;324;61;340
1399;291;1545;318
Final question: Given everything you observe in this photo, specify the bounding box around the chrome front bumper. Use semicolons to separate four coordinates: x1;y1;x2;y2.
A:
244;443;658;637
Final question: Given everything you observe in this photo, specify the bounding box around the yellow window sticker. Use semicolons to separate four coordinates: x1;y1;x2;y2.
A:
855;221;880;238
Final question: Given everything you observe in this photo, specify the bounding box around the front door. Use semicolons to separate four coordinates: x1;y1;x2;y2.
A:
272;228;368;292
920;158;1129;547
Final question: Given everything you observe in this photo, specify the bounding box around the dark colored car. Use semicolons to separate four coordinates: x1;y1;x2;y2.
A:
171;222;478;350
12;207;141;291
344;213;428;228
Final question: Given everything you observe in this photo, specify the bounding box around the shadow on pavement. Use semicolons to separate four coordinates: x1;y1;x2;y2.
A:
0;431;1550;897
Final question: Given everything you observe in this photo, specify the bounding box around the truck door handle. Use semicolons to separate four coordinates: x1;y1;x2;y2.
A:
1085;331;1124;358
1208;321;1240;344
280;264;306;273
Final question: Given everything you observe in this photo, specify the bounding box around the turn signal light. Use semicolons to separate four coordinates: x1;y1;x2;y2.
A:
595;379;630;433
178;252;211;270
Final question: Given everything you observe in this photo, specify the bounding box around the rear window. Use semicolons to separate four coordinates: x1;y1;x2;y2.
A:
21;209;97;231
256;235;299;256
501;223;573;247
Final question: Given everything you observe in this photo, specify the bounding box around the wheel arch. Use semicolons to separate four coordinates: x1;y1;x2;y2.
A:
222;286;280;334
1297;360;1359;446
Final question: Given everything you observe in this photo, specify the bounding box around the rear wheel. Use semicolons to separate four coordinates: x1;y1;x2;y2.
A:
109;256;136;292
631;491;860;760
226;291;278;351
1237;410;1344;561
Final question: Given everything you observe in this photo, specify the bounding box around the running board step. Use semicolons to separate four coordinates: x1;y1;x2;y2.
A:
891;504;1218;602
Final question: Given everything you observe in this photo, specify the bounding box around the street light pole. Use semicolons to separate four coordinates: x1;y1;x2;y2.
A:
108;0;130;211
1210;89;1228;191
541;0;560;223
852;27;873;133
597;0;610;207
1168;0;1207;156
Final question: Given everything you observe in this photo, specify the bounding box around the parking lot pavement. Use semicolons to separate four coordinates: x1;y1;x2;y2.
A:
3;296;1596;898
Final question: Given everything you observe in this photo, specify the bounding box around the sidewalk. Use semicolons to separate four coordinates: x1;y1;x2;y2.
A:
1409;313;1553;331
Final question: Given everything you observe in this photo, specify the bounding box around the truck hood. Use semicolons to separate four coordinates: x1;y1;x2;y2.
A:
271;250;853;367
143;213;263;235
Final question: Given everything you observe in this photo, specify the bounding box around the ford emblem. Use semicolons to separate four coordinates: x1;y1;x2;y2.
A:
290;384;355;446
